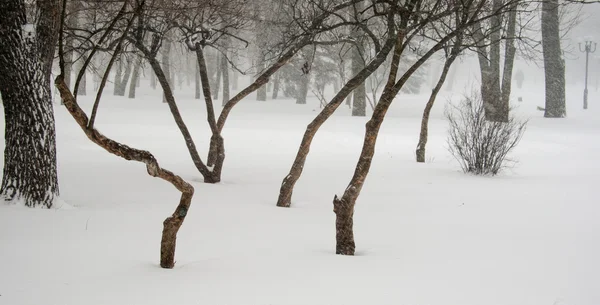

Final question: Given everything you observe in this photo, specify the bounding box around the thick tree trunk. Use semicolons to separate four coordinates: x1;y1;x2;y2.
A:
416;39;462;163
276;29;399;208
541;0;566;118
0;0;60;208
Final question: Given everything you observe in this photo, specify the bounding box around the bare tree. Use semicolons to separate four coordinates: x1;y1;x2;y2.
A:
55;0;194;269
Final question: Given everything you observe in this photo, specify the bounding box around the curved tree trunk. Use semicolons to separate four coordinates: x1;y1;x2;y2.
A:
56;75;194;269
0;0;60;208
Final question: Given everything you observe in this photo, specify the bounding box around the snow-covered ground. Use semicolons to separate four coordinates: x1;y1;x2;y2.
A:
1;81;599;305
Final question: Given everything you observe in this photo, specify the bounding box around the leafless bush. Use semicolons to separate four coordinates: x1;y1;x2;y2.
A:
446;90;527;175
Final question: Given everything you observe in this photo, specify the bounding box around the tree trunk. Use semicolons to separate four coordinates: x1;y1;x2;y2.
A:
128;55;142;98
116;56;133;96
416;38;462;163
256;61;268;101
296;74;309;104
277;29;399;208
114;57;123;95
213;53;221;101
221;51;230;106
161;38;171;103
272;74;280;99
195;45;224;182
351;5;366;116
151;68;157;89
77;53;87;95
0;0;60;208
541;0;566;118
195;62;201;99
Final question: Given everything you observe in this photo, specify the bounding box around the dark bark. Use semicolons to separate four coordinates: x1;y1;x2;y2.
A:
541;0;566;118
0;0;60;208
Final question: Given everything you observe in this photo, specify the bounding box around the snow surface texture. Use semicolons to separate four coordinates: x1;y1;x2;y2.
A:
1;79;599;305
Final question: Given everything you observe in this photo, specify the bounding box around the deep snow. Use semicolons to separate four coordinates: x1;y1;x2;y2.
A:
1;78;599;305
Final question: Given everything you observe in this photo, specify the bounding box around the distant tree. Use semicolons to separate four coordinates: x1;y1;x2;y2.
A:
541;0;566;117
0;0;61;208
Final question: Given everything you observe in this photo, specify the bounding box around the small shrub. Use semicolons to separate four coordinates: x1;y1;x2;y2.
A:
446;90;527;175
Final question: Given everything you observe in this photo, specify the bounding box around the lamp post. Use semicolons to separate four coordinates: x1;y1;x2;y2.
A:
579;40;597;109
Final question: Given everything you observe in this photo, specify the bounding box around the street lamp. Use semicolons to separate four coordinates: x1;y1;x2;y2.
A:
579;40;597;109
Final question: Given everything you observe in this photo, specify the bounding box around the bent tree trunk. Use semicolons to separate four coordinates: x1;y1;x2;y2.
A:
276;26;399;208
55;75;194;269
0;0;60;208
416;38;462;163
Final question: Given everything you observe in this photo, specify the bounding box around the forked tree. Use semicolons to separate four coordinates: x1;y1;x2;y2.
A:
0;0;61;208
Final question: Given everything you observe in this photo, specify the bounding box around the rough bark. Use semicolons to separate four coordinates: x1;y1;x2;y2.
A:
416;38;462;163
195;62;201;99
541;0;566;118
0;0;60;208
276;22;398;208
